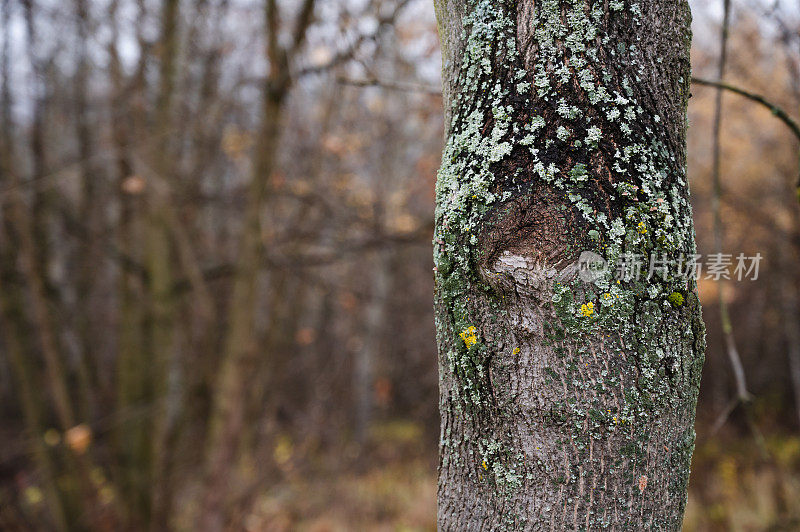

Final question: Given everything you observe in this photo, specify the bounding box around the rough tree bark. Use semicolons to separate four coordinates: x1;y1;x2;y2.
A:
433;1;705;529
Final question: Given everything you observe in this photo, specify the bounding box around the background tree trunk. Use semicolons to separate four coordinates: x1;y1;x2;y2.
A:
433;1;705;529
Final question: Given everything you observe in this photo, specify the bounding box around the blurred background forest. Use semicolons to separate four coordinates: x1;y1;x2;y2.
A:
0;0;799;530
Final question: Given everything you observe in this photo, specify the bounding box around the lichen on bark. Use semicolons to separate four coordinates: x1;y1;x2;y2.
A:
434;0;705;529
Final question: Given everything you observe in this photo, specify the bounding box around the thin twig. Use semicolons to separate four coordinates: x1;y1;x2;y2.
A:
692;77;800;142
709;396;739;436
295;0;412;78
336;76;441;95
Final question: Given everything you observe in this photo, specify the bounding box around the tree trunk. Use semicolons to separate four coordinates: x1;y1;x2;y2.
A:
780;207;800;430
1;4;66;524
73;0;102;424
199;1;290;526
199;1;316;527
354;250;391;445
147;0;181;528
433;1;705;529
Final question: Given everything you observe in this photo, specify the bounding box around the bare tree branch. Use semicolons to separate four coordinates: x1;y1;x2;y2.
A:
693;76;800;197
336;76;441;94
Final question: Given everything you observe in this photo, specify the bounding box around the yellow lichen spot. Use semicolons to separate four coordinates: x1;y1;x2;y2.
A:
460;326;478;348
667;291;684;307
613;416;618;424
637;221;648;234
513;347;521;355
603;292;613;301
482;460;488;470
580;301;595;317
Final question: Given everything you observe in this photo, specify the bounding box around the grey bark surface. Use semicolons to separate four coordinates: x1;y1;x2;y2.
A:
433;1;705;530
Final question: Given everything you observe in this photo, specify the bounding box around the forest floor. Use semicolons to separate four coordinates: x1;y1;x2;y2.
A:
246;421;800;532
